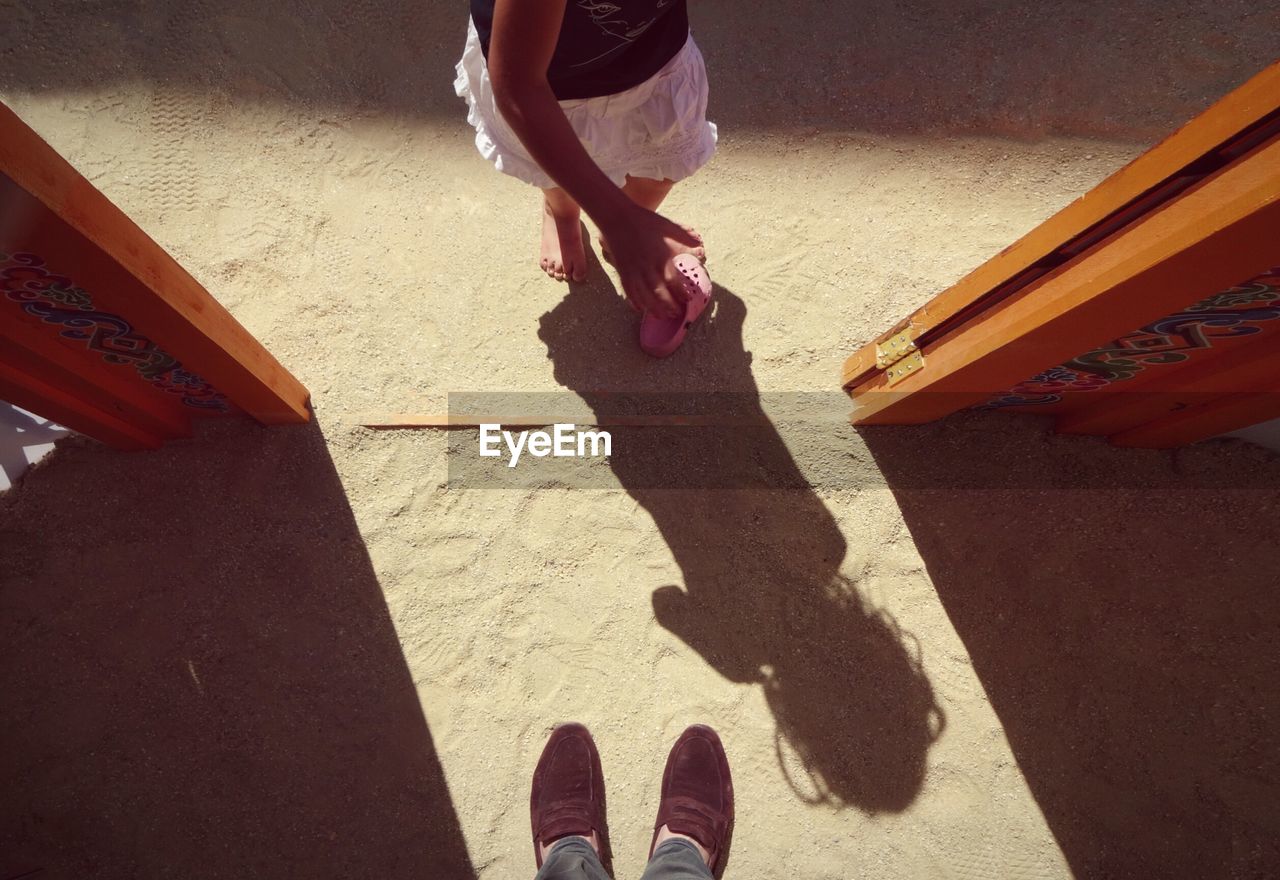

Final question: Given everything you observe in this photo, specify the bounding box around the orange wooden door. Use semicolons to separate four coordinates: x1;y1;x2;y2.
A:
842;62;1280;449
0;102;309;450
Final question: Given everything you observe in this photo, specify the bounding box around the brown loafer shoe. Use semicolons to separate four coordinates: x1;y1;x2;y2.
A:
650;724;734;874
530;722;607;869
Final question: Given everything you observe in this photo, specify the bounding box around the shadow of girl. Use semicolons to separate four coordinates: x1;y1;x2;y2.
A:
536;252;943;812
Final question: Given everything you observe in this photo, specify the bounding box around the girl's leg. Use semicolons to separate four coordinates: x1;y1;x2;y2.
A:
621;174;675;211
541;187;587;282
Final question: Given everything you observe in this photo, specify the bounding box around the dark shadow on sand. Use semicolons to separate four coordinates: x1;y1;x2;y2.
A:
861;414;1280;877
536;246;942;814
1;1;1276;139
0;418;475;880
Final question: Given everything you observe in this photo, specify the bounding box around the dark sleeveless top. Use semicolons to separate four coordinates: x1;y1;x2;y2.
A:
470;0;690;100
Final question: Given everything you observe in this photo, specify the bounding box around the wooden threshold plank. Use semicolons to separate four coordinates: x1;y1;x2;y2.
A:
360;414;778;429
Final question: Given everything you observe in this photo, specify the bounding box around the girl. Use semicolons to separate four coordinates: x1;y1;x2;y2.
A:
455;0;716;319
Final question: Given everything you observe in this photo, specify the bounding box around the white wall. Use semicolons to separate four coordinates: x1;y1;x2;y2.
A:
1224;417;1280;453
0;402;70;492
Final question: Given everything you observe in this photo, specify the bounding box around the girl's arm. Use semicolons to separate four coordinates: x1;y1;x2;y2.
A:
488;0;700;318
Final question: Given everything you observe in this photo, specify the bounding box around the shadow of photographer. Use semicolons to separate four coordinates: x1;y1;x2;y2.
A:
0;418;474;879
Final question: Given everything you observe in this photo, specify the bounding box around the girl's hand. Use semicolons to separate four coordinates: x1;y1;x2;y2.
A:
601;204;704;318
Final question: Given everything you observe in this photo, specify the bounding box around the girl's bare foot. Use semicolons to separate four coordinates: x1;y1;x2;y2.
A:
540;192;587;282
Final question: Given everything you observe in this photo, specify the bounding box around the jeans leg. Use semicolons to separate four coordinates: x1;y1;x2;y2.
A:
638;838;713;880
534;836;611;880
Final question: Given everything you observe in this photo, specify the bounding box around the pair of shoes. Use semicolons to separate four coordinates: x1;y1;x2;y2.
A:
530;723;734;874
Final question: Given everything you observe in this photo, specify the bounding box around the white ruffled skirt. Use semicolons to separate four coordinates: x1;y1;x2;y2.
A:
454;20;718;189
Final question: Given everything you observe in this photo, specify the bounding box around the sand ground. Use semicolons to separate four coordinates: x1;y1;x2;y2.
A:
3;2;1280;878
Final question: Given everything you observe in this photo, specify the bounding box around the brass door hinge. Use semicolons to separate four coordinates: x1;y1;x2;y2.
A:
875;329;924;386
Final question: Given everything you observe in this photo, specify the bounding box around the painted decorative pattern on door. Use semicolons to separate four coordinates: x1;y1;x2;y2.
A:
1;251;232;412
986;268;1280;410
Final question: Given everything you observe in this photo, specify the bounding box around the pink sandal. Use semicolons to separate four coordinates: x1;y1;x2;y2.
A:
640;254;713;358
